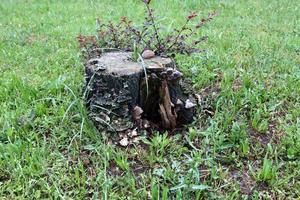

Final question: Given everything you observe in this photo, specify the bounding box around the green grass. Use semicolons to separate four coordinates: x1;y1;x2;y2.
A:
0;0;299;199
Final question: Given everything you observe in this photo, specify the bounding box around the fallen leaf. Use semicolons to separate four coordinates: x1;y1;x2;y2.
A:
119;137;129;147
128;128;138;138
132;106;143;120
185;99;196;109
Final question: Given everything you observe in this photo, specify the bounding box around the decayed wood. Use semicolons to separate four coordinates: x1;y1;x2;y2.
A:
84;51;196;132
158;80;177;129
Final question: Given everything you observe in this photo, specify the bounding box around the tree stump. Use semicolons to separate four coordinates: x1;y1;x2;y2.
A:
84;51;197;132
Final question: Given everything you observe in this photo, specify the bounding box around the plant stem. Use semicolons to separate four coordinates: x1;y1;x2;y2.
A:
166;19;190;51
145;3;161;52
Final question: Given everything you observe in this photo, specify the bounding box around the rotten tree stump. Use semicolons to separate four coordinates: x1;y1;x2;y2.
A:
84;51;197;132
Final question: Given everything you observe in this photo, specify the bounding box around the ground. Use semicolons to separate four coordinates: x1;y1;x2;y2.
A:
0;0;299;199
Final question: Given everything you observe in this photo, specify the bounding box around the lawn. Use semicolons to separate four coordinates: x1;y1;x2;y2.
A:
0;0;299;199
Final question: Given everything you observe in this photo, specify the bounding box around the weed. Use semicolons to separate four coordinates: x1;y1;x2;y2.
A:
251;155;278;186
78;0;216;58
113;152;129;171
143;133;171;163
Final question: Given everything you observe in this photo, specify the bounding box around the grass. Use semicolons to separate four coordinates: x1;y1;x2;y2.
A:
0;0;299;199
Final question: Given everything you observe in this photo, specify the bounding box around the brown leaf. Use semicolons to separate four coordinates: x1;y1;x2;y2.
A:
132;106;143;120
128;128;138;138
187;12;197;20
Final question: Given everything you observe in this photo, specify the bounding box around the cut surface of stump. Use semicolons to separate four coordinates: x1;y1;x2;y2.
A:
84;51;197;132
